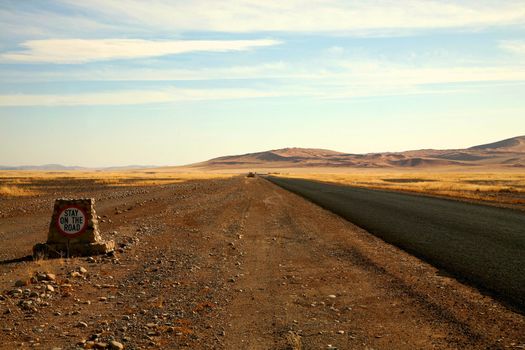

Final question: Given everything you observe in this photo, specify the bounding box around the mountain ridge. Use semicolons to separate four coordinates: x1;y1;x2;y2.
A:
193;135;525;169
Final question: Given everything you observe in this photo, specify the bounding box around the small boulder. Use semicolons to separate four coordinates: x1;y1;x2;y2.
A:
14;280;27;287
109;340;124;350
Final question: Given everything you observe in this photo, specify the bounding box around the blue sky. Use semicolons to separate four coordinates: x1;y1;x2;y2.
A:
1;1;525;167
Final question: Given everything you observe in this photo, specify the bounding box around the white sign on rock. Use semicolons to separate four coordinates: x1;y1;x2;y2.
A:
56;206;88;237
33;198;115;258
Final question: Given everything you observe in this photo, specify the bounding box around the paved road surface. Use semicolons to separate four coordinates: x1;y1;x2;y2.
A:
266;176;525;309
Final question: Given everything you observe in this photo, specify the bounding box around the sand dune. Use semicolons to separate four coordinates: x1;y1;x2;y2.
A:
187;135;525;170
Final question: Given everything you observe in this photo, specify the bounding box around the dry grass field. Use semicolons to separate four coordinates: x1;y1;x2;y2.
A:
278;171;525;210
1;174;524;349
0;170;232;198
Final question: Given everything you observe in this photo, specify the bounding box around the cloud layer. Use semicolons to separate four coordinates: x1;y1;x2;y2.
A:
500;40;525;55
0;87;283;107
0;38;281;63
61;0;525;34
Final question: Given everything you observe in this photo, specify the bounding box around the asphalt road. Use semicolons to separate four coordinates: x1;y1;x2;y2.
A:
266;176;525;309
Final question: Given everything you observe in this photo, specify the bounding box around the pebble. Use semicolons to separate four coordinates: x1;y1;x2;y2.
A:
9;288;22;296
109;341;124;350
76;322;88;328
46;285;55;293
78;267;88;274
337;330;345;334
328;294;337;299
15;280;26;287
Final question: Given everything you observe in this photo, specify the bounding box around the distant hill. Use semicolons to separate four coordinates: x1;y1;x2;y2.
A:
0;164;157;171
0;164;87;171
189;135;525;170
4;136;524;172
469;135;525;152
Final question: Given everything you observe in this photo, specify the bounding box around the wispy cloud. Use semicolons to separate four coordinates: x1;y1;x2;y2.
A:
0;87;284;107
500;40;525;55
3;59;524;86
336;62;525;86
60;0;525;35
0;38;281;64
2;60;525;107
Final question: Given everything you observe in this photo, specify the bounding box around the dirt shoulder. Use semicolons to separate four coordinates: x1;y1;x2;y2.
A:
0;176;524;349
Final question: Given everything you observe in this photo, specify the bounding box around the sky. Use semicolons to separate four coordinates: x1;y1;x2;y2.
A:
1;1;525;167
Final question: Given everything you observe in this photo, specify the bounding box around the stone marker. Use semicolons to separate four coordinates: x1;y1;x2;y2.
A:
33;198;115;257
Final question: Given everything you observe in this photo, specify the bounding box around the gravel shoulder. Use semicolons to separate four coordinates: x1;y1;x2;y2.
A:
0;176;524;349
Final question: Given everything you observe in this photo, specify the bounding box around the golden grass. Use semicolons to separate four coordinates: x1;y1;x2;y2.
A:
278;172;525;207
0;185;39;197
0;170;233;194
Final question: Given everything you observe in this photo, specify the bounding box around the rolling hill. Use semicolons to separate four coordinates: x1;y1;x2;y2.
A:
189;136;525;170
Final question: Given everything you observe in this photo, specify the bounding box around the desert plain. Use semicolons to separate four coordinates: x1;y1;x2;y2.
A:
0;166;524;350
1;136;525;349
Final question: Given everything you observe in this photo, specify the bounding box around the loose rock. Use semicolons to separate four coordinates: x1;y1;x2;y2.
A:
109;340;124;350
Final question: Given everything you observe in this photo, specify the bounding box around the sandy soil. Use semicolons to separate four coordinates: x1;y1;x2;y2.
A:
0;176;524;349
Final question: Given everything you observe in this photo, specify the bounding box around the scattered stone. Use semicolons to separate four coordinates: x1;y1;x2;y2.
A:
78;267;88;274
76;322;88;328
337;330;345;334
98;297;107;302
15;280;27;287
86;257;96;263
9;289;23;296
108;341;124;350
36;273;48;281
46;285;55;293
46;273;56;281
328;294;337;299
